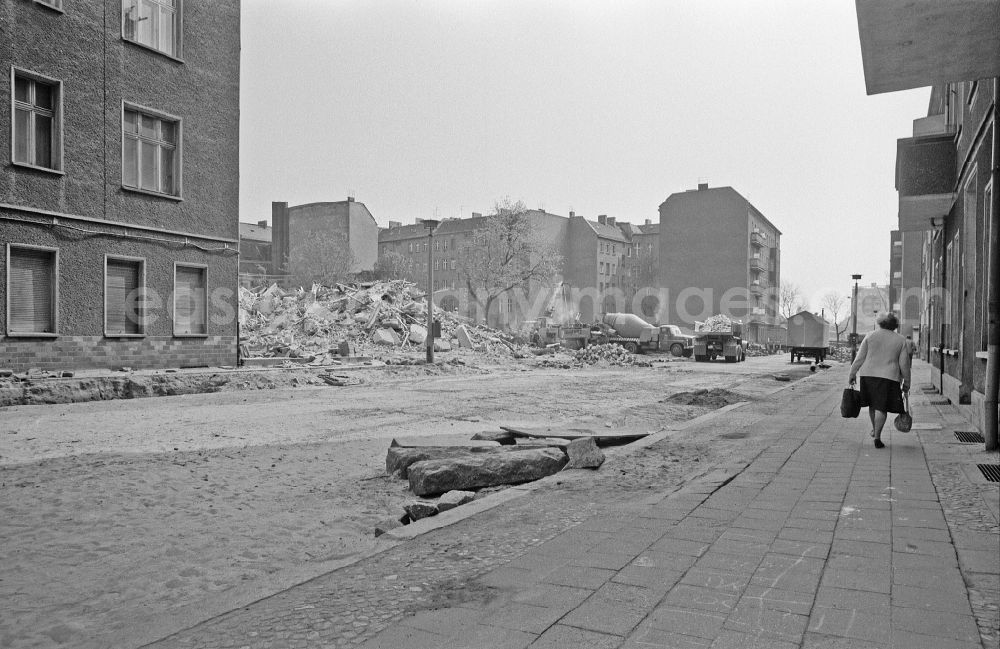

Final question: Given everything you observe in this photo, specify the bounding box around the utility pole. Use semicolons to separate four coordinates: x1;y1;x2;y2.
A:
423;219;440;363
851;274;861;361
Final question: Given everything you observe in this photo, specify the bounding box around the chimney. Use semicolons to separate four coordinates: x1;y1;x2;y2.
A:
347;196;355;202
388;220;401;228
607;217;616;227
415;218;423;224
472;212;482;218
569;211;575;218
645;219;651;226
598;215;607;225
697;182;709;191
257;220;267;228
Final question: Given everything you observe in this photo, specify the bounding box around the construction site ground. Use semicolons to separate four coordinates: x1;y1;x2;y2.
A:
0;351;824;649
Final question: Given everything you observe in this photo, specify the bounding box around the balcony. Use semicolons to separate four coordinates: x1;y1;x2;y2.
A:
749;255;766;272
895;133;956;232
750;231;764;248
750;279;767;296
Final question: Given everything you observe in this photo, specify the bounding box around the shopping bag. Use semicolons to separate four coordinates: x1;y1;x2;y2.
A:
841;386;861;418
894;392;912;432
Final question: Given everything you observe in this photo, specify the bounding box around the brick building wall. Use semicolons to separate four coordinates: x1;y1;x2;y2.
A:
1;0;241;372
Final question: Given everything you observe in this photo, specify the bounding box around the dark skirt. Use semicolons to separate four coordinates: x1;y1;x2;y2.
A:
859;376;905;413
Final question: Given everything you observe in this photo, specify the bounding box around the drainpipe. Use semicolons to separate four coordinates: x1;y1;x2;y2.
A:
940;228;947;397
985;76;999;452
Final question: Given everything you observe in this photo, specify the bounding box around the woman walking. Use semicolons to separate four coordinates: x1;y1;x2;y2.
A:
848;313;911;448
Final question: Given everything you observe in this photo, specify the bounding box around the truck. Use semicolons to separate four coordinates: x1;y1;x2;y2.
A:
693;320;747;363
786;310;830;364
525;317;591;349
596;313;695;355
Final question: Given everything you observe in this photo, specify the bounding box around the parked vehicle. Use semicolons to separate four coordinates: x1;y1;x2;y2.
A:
657;324;696;357
693;321;747;362
786;310;830;363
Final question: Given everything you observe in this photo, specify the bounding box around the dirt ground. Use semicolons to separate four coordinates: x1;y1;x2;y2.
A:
0;352;816;649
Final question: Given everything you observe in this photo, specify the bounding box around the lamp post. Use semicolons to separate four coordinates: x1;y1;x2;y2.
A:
422;219;440;363
851;274;862;361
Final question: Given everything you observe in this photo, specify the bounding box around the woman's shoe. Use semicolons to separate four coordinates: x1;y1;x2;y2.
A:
874;439;885;449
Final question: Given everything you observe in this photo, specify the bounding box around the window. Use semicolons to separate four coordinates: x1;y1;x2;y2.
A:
106;258;144;335
7;245;58;335
123;0;181;58
450;260;456;270
34;0;63;11
408;242;412;253
174;264;206;335
12;70;62;171
123;105;180;196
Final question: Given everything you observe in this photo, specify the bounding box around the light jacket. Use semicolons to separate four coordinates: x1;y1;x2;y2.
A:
849;328;911;386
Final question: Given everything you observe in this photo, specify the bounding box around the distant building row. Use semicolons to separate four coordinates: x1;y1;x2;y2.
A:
242;183;782;343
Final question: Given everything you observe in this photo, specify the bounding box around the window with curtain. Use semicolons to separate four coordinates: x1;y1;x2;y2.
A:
13;72;61;171
106;259;143;335
123;106;179;196
123;0;181;58
8;247;57;334
174;265;206;335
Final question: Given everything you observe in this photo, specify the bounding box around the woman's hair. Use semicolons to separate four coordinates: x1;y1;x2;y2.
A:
877;312;899;331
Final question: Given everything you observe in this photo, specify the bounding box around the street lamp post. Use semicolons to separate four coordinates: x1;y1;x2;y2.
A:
851;274;862;361
423;219;440;363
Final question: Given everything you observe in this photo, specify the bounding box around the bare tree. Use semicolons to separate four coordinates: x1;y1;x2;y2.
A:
780;281;802;319
374;251;413;281
456;197;563;323
289;226;356;287
820;291;850;342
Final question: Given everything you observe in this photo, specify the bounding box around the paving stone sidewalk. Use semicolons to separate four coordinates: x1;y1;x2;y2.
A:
146;361;998;649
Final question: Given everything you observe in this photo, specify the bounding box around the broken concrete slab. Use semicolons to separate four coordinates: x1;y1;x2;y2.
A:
403;501;438;521
390;435;499;448
372;328;401;346
386;446;498;479
564;437;605;470
499;425;648;447
434;339;452;352
471;430;517;445
408;447;568;497
407;324;427;345
514;437;570;448
455;325;474;349
436;490;475;512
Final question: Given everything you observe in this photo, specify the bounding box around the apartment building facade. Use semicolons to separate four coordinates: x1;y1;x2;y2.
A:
894;80;996;429
658;184;782;343
1;0;241;371
888;229;923;345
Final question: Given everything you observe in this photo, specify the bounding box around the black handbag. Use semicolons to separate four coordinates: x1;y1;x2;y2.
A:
841;386;861;418
894;392;912;432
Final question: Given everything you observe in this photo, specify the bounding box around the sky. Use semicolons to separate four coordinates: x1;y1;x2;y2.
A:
239;0;930;309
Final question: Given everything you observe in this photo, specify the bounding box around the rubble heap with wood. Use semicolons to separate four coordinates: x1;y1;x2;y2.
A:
238;281;522;361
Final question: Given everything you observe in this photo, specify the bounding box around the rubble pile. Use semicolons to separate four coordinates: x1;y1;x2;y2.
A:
573;343;642;366
744;342;770;357
238;281;522;360
695;314;734;332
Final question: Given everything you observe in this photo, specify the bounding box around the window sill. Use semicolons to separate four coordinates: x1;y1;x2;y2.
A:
976;351;988;360
173;333;208;338
12;161;65;176
5;331;58;338
122;38;184;64
122;186;183;202
104;333;146;339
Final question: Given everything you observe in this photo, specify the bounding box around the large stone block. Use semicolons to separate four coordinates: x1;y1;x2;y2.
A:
408;447;568;496
563;437;606;469
386;446;495;479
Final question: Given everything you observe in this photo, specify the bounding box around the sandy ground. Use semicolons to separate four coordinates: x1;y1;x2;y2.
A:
0;353;815;649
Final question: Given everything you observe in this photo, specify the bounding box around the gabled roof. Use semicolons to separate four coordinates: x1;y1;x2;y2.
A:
661;186;782;236
584;219;628;243
239;222;271;243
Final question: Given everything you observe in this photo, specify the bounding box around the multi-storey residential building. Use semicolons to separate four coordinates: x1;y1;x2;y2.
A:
852;283;892;335
893;82;996;428
857;1;998;437
1;0;241;371
564;213;631;321
658;183;782;343
888;230;923;345
270;198;379;286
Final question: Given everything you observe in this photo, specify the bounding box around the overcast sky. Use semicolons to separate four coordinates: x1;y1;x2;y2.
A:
239;0;929;307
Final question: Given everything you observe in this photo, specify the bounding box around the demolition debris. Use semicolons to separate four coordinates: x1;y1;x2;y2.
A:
239;280;522;362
